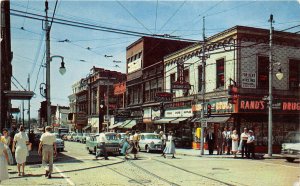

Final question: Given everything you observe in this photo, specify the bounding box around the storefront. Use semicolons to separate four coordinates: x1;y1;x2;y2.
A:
143;106;161;132
153;101;193;148
235;97;300;153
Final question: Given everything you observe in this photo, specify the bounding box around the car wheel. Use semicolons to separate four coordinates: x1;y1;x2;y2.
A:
94;147;97;154
88;148;92;154
146;146;151;153
286;158;295;162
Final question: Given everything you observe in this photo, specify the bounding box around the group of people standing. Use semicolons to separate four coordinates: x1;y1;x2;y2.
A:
207;127;256;158
0;125;57;183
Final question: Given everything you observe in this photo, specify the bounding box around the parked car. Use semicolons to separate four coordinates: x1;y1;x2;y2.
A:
74;133;83;142
139;133;162;153
79;133;89;143
281;131;300;162
54;133;65;152
86;132;120;156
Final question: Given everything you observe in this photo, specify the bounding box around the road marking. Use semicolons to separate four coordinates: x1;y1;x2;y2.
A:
54;165;75;186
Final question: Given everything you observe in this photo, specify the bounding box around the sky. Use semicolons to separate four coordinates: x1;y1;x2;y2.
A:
10;0;300;119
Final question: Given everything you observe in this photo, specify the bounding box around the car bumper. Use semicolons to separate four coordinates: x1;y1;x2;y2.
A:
281;153;300;159
149;145;162;151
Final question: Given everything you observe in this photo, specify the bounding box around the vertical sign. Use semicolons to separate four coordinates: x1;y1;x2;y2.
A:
241;72;256;88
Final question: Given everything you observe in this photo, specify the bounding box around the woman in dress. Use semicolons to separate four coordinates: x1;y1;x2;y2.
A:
231;130;239;158
130;130;138;160
12;125;29;176
163;131;176;159
1;128;14;165
121;131;130;159
0;142;9;183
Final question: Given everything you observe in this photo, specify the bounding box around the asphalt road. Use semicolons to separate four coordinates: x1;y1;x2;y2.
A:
2;141;299;186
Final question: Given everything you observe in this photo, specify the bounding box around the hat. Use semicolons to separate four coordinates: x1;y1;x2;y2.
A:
249;130;253;133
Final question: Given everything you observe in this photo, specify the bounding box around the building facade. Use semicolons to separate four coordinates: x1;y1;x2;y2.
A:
162;26;300;151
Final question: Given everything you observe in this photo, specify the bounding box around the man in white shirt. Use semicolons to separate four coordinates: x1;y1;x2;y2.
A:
246;130;255;159
240;128;249;158
95;131;108;160
38;126;56;179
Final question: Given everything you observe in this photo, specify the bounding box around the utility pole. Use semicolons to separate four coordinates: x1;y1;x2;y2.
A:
45;0;51;127
200;16;206;155
106;77;109;132
268;14;274;157
0;0;2;131
28;74;31;131
22;101;25;125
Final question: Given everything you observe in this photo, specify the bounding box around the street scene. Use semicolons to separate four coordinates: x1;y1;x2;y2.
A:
1;141;300;186
1;0;300;186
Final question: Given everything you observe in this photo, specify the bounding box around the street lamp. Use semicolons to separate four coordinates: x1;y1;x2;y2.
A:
46;55;66;128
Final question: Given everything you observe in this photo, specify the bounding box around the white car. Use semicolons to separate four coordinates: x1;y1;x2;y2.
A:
281;131;300;162
139;133;163;153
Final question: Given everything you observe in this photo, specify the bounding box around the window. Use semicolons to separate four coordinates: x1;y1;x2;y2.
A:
184;69;189;82
198;65;203;92
289;59;300;90
258;56;269;89
170;73;176;93
216;58;225;88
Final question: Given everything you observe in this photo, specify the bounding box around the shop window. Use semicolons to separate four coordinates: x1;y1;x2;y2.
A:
289;59;300;90
258;56;269;89
198;65;203;92
216;58;225;88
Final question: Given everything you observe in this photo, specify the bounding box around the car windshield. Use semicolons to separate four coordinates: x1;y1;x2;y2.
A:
286;133;300;143
77;133;83;136
144;134;160;139
106;134;117;140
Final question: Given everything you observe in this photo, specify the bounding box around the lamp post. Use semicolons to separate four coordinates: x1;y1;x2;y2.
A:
99;103;104;133
268;14;283;157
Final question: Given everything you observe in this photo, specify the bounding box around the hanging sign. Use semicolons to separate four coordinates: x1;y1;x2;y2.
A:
241;72;256;88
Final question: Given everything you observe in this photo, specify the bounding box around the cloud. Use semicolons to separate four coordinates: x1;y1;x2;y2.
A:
298;0;300;4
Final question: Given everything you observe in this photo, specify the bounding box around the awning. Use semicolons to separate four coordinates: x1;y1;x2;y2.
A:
120;120;137;129
207;116;230;123
169;117;189;124
153;118;177;124
109;122;124;129
191;118;201;122
83;125;91;130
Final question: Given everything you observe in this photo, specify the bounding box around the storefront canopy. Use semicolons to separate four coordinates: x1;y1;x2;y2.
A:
109;122;124;129
153;118;177;124
83;125;91;131
120;120;137;129
207;116;230;123
169;117;189;124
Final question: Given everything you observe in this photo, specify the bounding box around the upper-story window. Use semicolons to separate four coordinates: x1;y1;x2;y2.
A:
289;59;300;90
184;69;189;82
216;58;225;88
258;56;269;89
198;65;203;92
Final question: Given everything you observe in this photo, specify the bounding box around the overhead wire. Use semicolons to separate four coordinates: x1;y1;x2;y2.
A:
12;76;27;91
116;0;153;34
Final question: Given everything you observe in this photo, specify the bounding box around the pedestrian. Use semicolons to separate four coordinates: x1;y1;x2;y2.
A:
246;130;255;159
159;131;167;156
134;130;141;150
1;128;14;165
0;142;9;184
121;131;130;160
231;130;239;158
28;130;36;150
216;127;223;155
163;131;176;159
9;125;17;150
95;130;109;160
206;128;215;155
38;126;57;179
240;128;249;158
224;127;232;155
130;130;138;160
12;125;29;176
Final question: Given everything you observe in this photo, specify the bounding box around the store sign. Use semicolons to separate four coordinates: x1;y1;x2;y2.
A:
75;111;87;125
241;72;256;88
238;99;300;113
171;81;191;90
165;109;193;117
165;101;192;109
115;110;131;118
155;92;173;102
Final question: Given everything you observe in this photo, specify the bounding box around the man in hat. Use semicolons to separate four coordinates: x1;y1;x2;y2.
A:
38;126;57;178
246;130;255;159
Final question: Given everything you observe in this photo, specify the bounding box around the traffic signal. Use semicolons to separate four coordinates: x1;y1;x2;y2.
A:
207;104;211;118
228;95;238;104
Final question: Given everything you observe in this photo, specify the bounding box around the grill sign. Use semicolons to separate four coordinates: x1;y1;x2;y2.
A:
155;92;173;102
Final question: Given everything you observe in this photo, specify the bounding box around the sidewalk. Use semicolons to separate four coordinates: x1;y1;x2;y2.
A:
175;148;284;159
